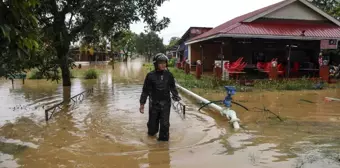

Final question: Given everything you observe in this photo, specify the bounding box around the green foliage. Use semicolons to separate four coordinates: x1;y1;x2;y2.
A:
28;69;44;79
143;63;154;71
168;58;176;67
83;69;98;79
311;0;340;61
28;68;62;80
135;32;165;61
108;60;115;66
253;78;318;90
166;37;180;50
34;0;171;86
0;0;40;78
141;65;325;91
79;30;108;57
111;30;137;61
168;67;240;90
311;0;340;20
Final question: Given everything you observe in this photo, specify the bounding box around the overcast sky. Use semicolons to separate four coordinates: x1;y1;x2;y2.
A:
130;0;283;45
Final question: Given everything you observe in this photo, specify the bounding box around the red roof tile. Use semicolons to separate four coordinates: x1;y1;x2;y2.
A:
187;0;340;44
228;21;340;38
188;0;287;42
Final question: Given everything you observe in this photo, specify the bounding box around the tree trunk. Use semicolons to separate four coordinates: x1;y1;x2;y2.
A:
60;61;71;86
53;14;72;86
123;50;128;62
63;86;71;104
57;45;71;86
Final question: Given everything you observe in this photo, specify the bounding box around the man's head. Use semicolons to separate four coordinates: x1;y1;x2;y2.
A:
153;53;168;71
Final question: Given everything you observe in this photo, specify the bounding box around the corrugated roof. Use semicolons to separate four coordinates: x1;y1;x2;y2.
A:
229;21;340;38
188;0;287;43
177;27;213;45
187;0;340;44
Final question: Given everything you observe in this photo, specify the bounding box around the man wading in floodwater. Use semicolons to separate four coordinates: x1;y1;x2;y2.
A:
139;53;181;141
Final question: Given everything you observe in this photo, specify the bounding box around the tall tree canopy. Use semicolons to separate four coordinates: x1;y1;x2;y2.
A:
166;36;180;50
0;0;40;78
36;0;170;86
111;30;137;61
135;31;165;61
311;0;340;19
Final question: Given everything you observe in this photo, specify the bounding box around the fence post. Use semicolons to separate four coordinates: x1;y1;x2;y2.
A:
269;61;278;80
319;65;329;82
196;60;202;79
214;63;222;80
185;60;190;74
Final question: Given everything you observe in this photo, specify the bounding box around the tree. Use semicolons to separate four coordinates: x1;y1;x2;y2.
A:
166;37;180;50
135;31;165;61
111;30;137;62
35;0;170;86
0;0;40;78
311;0;340;19
78;29;109;63
310;0;340;57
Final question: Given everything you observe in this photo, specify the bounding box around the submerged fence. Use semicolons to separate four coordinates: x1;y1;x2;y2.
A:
44;88;94;121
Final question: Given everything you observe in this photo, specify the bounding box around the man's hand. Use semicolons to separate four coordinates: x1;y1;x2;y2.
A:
139;104;145;114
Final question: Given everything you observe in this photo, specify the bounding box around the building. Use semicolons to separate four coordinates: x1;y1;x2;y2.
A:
185;0;340;77
166;45;179;59
69;47;111;66
175;27;213;66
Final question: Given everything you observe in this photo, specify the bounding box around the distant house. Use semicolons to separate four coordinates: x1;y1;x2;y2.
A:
166;45;179;59
69;47;111;66
184;0;340;77
175;27;213;65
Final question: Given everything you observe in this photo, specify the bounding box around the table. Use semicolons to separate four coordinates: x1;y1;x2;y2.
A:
228;71;246;80
299;68;319;77
256;69;285;78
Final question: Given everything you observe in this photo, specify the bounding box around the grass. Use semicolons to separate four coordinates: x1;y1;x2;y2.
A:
252;78;320;91
28;69;44;79
71;67;104;79
143;63;330;91
83;69;99;79
27;67;104;80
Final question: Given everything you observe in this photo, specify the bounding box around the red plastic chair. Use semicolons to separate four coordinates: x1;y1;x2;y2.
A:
228;57;243;69
236;62;247;71
292;62;299;73
264;62;272;71
277;63;285;76
257;62;265;69
233;57;243;65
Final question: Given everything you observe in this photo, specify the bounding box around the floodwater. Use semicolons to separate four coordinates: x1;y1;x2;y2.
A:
0;59;340;168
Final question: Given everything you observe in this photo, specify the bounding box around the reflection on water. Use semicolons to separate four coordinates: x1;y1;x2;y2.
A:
148;144;171;168
0;58;340;168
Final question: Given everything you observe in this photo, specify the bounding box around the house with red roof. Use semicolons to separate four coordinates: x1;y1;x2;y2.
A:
184;0;340;78
175;27;212;66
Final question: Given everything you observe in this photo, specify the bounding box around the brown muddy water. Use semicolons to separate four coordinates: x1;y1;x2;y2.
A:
0;59;340;168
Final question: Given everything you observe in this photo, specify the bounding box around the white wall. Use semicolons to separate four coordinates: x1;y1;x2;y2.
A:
263;1;326;21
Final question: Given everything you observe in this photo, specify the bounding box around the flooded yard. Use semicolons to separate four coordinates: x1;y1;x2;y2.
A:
0;59;340;168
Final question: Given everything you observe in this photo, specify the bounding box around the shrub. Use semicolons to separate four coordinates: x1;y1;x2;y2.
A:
145;64;323;91
253;78;318;90
28;69;44;79
70;71;75;78
108;60;114;65
83;69;98;79
168;58;176;67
